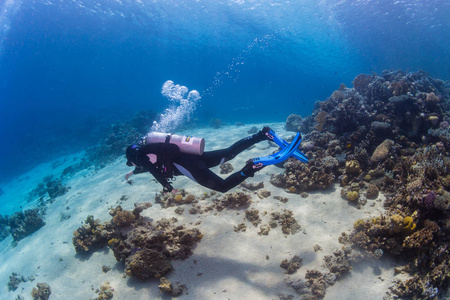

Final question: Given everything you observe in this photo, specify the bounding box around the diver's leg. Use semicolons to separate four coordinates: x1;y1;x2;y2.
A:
174;157;262;193
202;126;272;168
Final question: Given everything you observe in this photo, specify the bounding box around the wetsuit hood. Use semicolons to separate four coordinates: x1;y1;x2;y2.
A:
126;145;139;166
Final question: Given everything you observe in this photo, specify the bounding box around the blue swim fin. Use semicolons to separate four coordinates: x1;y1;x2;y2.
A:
251;132;303;167
266;128;308;163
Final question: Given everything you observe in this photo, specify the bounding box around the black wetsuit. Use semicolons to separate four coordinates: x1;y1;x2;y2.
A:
128;132;266;193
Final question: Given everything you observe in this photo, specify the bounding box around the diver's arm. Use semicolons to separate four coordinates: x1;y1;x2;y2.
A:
145;162;174;192
125;170;134;180
132;167;147;175
125;166;145;180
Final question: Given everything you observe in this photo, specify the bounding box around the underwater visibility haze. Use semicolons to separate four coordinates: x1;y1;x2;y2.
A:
2;1;450;299
0;0;449;180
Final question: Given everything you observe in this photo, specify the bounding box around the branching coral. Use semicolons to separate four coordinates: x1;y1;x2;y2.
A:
73;206;202;281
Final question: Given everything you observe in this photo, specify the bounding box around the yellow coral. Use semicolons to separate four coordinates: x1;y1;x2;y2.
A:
289;186;297;193
346;191;359;201
390;214;404;233
108;238;119;246
353;219;365;230
340;175;349;186
403;216;417;233
429;115;439;126
363;175;372;182
174;194;183;202
345;160;361;174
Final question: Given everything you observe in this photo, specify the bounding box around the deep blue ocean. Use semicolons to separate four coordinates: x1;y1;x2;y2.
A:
0;0;449;183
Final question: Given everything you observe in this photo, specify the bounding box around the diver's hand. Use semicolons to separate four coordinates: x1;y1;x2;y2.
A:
125;171;133;181
163;185;176;194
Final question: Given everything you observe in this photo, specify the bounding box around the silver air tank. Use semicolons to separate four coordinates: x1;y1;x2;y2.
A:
145;132;205;155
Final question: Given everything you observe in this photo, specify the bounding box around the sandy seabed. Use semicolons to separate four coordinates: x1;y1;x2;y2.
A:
0;123;402;300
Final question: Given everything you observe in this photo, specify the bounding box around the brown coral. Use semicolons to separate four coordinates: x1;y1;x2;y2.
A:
245;209;261;227
345;160;361;175
280;255;303;274
215;191;252;210
31;283;51;300
269;159;335;193
315;111;328;131
305;270;326;298
159;277;185;297
365;184;379;199
370;139;394;163
72;216;111;253
112;210;135;227
271;210;301;235
125;249;172;280
402;220;438;249
155;190;197;208
219;162;234;174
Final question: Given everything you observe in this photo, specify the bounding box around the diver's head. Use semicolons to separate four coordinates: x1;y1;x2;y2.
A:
126;144;140;166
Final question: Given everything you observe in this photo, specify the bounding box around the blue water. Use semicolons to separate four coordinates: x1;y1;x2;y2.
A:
0;0;449;182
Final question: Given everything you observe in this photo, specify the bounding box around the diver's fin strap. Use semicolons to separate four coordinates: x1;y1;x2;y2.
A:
267;129;308;163
251;132;302;167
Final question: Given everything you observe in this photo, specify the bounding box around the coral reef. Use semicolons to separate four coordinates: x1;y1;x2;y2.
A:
233;223;247;232
0;215;9;241
213;191;252;210
305;270;326;298
245;209;261;227
31;283;51;300
240;181;265;191
45;179;70;198
125;249;172;280
155;190;197;208
159;277;185;297
270;210;301;235
247;126;258;134
270;158;335;193
110;206;136;227
94;282;114;300
370;139;394;163
276;70;450;298
73;206;202;281
72;215;111;253
27;176;70;202
256;189;271;199
8;272;34;291
283;247;364;298
219;162;234;174
280;255;303;274
8;208;46;242
83;110;156;169
285;114;309;132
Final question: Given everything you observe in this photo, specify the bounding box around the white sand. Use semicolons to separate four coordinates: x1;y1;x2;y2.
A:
0;123;400;300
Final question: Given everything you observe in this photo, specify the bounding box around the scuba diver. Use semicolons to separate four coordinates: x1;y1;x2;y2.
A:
125;126;307;193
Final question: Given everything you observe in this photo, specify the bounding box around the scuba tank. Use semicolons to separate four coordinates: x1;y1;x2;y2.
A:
145;132;205;155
